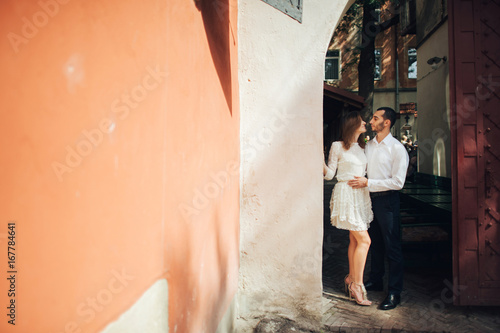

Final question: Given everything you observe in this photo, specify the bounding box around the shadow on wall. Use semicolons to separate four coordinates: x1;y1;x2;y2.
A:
195;0;233;114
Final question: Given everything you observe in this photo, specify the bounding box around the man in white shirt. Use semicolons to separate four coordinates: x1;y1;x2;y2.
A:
348;107;409;310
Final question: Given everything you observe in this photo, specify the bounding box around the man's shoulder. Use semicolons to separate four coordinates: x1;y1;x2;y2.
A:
393;139;407;151
390;139;409;159
386;135;405;148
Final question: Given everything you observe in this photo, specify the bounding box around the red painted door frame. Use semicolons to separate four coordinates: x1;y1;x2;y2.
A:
449;0;500;306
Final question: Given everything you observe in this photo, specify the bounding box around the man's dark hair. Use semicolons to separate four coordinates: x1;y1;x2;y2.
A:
377;107;397;128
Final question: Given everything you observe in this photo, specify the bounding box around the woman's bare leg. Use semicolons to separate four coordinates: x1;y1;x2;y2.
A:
347;232;357;282
350;230;371;285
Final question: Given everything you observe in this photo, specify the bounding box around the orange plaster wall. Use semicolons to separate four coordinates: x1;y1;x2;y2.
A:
0;0;239;332
164;0;239;332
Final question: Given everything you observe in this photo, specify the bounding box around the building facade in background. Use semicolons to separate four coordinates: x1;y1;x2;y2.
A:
325;1;418;141
415;0;451;178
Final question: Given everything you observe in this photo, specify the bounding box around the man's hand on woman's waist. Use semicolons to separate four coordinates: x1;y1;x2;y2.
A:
348;176;368;189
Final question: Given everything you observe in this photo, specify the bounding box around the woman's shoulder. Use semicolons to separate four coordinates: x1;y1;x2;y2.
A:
333;141;361;150
332;141;345;150
329;141;345;156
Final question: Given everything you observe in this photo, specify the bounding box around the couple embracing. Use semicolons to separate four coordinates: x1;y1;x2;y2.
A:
323;107;409;310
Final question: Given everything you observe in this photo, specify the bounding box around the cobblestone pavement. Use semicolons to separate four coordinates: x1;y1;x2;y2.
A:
321;181;500;333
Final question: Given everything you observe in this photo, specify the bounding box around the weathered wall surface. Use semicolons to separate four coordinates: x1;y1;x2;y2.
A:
237;0;354;327
0;0;239;332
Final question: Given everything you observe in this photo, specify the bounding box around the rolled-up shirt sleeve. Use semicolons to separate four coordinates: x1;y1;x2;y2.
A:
367;144;409;191
324;142;340;180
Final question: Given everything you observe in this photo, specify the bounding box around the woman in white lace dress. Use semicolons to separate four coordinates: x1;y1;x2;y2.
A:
323;111;373;306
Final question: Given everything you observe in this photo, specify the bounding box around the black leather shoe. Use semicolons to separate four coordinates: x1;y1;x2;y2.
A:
379;293;401;310
364;280;383;291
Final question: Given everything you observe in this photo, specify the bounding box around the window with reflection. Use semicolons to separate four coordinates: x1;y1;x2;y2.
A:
374;49;382;80
408;48;417;79
325;50;340;81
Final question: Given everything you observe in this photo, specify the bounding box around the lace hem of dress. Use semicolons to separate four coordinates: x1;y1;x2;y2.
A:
329;183;373;231
330;218;372;231
330;206;373;231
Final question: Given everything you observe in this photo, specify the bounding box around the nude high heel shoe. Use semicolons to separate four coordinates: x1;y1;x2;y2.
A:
344;274;353;297
348;282;372;306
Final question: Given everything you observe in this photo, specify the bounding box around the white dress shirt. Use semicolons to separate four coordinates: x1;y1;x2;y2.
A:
366;133;409;192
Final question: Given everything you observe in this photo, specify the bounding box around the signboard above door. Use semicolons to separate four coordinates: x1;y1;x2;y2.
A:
261;0;302;23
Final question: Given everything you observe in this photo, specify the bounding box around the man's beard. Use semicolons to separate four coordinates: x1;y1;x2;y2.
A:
371;123;384;133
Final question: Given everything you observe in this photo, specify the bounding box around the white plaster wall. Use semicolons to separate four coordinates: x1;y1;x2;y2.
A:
416;21;450;177
100;279;168;333
238;0;354;327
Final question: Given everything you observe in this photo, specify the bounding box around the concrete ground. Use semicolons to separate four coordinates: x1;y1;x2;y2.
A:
243;182;500;332
321;228;500;332
320;181;500;333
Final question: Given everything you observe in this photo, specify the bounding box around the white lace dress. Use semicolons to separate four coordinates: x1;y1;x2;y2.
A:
324;142;373;231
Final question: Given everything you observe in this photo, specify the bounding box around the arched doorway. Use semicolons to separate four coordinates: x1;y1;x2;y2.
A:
320;2;500;327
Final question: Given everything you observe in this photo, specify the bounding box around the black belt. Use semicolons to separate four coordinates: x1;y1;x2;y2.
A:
370;190;398;198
